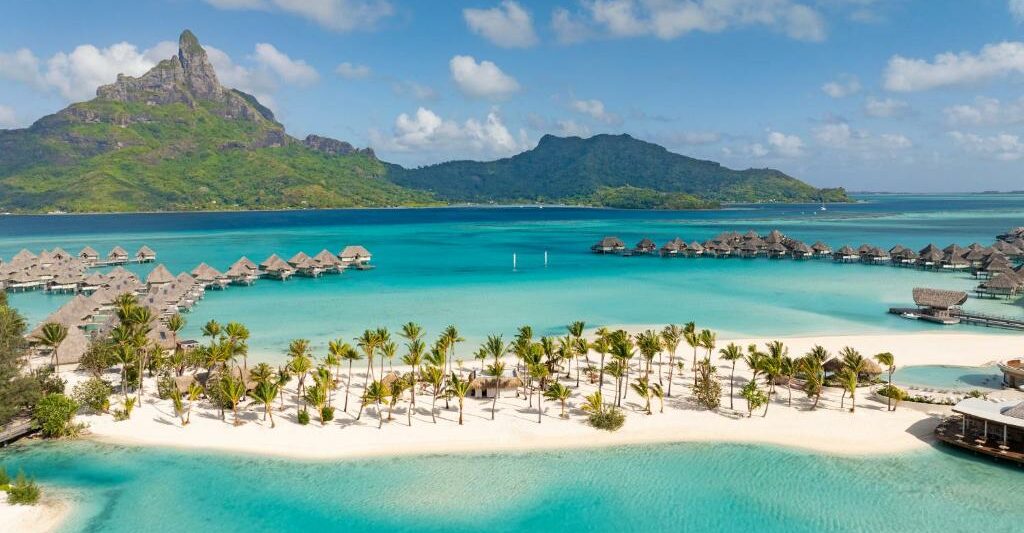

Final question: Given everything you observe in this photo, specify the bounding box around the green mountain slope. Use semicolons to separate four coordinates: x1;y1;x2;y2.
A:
0;30;432;213
386;134;848;206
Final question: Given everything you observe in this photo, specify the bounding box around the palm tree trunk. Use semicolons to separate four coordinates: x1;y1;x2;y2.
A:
667;351;675;396
377;400;384;428
345;360;353;412
887;370;893;411
728;363;736;410
575;354;582;387
268;405;275;428
598;354;605;396
407;390;413;427
492;383;499;420
458;399;464;425
537;388;542;423
560;399;566;417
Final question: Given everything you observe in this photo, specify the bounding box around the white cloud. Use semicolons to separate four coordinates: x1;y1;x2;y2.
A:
371;106;527;158
766;130;804;157
949;131;1024;161
253;43;319;86
814;120;912;155
570;98;620;124
863;96;909;118
464;1;538;48
0;104;17;128
555;119;592;137
661;131;721;145
551;7;593;44
883;41;1024;92
392;80;438;101
204;0;395;32
944;96;1024;126
449;55;520;99
1011;0;1024;22
557;0;827;43
0;39;316;105
335;61;371;79
821;74;860;98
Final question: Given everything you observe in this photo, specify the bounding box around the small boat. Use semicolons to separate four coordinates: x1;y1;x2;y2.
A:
901;312;920;320
820;201;827;212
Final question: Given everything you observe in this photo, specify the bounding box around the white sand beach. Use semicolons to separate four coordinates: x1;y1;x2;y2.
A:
61;330;1022;460
0;491;73;533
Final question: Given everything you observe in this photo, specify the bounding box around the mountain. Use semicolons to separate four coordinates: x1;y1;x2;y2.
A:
386;134;848;208
0;29;846;213
0;30;430;212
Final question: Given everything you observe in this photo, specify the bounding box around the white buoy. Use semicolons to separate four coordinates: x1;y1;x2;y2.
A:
513;253;517;271
544;250;548;267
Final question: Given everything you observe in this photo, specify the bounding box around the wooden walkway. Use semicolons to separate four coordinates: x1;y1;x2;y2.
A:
888;307;1024;330
0;417;36;446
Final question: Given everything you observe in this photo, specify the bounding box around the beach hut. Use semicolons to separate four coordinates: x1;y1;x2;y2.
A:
136;245;157;263
291;255;324;278
790;241;813;260
916;245;943;269
766;243;787;259
810;241;832;258
764;230;784;245
634;238;657;255
590;237;625;255
191;263;229;289
834;245;858;263
999;359;1024;389
911;287;968;324
145;264;176;287
738;241;759;258
977;272;1021;299
659;238;683;257
287;251;313;268
468;376;524;398
340;245;374;268
107;246;129;264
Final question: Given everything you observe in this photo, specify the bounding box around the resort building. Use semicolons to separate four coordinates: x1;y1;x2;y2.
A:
136;245;157;263
937;398;1024;464
591;237;626;254
313;249;344;273
107;246;129;265
145;264;176;288
340;245;373;268
634;238;657;255
999;359;1024;390
911;287;968;325
191;263;229;289
260;254;295;280
467;376;524;398
834;245;859;263
78;246;100;265
226;257;260;285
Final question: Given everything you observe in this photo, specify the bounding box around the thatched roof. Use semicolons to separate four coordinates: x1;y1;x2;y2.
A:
288;251;312;265
469;376;524;390
823;357;843;373
340;245;372;260
918;243;940;255
912;287;968;309
313;249;342;266
136;245;156;257
108;246;129;258
811;241;831;252
688;241;704;252
836;245;855;255
1004;401;1024;420
982;273;1021;290
635;238;656;251
764;230;784;244
234;256;257;270
146;264;176;285
79;246;99;258
54;327;90;365
191;263;224;282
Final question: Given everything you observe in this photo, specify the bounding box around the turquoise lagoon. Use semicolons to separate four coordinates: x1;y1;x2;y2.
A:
0;441;1021;532
2;193;1023;362
893;365;1005;391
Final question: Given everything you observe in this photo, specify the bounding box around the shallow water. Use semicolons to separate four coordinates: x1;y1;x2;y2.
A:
0;440;1020;533
893;365;1005;391
2;194;1022;362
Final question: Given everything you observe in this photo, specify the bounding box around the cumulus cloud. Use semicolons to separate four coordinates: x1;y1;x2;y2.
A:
1012;0;1024;21
814;119;912;156
449;55;520;99
0;39;318;105
747;130;804;158
944;96;1024;126
821;74;860;98
570;98;621;124
371;107;527;159
392;80;438;101
554;0;827;43
335;61;371;79
464;1;539;48
949;131;1024;161
883;41;1024;92
204;0;394;32
0;104;17;128
863;96;909;118
555;119;592;137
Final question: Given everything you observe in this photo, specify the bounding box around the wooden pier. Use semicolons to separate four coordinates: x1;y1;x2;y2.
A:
0;417;37;446
888;307;1024;330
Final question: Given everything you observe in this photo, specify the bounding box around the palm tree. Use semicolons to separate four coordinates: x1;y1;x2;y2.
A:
683;321;698;384
718;342;744;410
387;375;411;424
201;320;222;346
274;367;291;410
250;362;273;385
840;369;859;412
603;359;626;408
530;363;550;423
482;334;507;420
839;346;866;411
224;322;250;370
338;343;362;413
660;324;683;396
185;381;203;425
609;334;634;403
361;380;389;428
780;355;796;407
420;365;444;423
400;322;424;344
402;338;425;408
441;325;464;378
798;355;824;409
807;345;830;362
593;327;611;396
636;330;660;382
381;341;398;374
650;382;664;413
219;371;247;426
356;329;378;387
568;321;586;386
874;352;896;411
544;382;571;418
170;387;186;426
167;313;185;349
113;344;136;401
33;322;68;373
581;391;604;415
447;373;471;425
630;378;653;414
250;381;279;427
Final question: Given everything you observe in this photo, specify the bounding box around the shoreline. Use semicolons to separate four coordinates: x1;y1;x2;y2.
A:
0;488;74;533
56;330;1020;462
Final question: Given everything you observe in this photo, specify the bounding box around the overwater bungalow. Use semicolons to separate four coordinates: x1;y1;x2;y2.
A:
942;252;970;271
764;230;784;245
291;256;324;278
226;257;260;285
766;243;787;259
811;241;832;258
313;249;344;272
867;247;891;264
917;245;944;269
993;240;1024;260
260;254;295;280
979;255;1013;278
911;287;968;325
790;241;813;260
136;245;157;263
634;238;657;255
834;245;858;263
107;246;129;265
935;398;1024;465
976;272;1021;299
37;250;56;269
287;252;313;268
191;263;229;289
340;245;374;268
659;238;684;257
80;272;107;293
6;270;43;291
145;264;176;287
11;249;36;264
46;271;82;293
738;241;759;258
591;237;626;254
687;241;704;257
78;246;100;265
890;246;918;267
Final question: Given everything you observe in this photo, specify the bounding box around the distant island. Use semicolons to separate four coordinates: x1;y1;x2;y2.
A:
0;30;847;214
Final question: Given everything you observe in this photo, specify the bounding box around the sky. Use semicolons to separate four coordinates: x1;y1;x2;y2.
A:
1;0;1023;192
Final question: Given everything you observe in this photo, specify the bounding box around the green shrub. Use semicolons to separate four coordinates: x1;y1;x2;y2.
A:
72;378;113;413
297;409;311;425
588;408;625;431
876;384;908;401
6;470;41;505
156;375;177;400
0;465;9;486
112;397;136;422
33;393;81;438
321;406;335;423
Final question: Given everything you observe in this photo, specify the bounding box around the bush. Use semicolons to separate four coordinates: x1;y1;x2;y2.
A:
33;369;66;396
297;409;311;425
6;470;41;505
156;375;177;400
72;378;113;413
876;384;907;401
112;397;136;422
588;408;625;431
0;465;9;486
33;393;81;438
321;406;335;422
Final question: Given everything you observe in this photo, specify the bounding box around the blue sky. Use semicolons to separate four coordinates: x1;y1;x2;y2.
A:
2;0;1024;192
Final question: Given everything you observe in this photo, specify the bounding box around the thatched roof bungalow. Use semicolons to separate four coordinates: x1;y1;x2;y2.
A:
634;238;657;254
135;245;157;263
259;254;295;280
834;245;858;263
340;245;373;265
107;246;129;264
78;246;100;264
468;376;524;398
145;264;176;287
591;237;625;254
912;287;968;323
313;249;344;271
